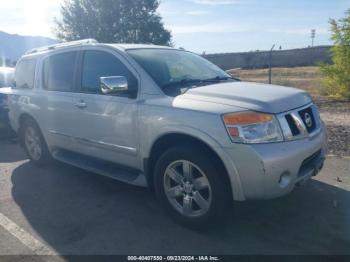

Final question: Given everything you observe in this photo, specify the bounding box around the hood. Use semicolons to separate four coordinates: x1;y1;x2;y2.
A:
181;81;312;114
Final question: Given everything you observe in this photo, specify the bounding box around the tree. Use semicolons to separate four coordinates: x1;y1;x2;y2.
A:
320;9;350;99
54;0;172;46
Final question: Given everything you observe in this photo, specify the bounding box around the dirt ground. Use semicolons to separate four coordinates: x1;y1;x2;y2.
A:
228;67;350;157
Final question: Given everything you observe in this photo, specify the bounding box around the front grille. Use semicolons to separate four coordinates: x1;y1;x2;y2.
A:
281;105;318;139
277;104;321;141
285;114;300;136
298;107;316;133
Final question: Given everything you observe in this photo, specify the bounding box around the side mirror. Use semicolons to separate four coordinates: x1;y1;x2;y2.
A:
100;76;128;95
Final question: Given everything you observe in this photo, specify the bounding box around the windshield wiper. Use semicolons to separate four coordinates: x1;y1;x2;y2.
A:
162;76;238;90
161;78;204;89
202;76;237;82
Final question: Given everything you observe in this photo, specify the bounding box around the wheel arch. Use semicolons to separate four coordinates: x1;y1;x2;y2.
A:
145;132;233;198
18;113;42;146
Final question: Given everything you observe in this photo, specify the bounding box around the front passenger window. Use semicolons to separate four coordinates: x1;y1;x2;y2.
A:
81;51;138;95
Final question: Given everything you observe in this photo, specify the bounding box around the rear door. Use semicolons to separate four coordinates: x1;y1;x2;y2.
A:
42;50;80;151
70;48;140;168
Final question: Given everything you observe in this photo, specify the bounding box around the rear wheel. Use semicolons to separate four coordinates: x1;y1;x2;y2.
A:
21;118;51;166
154;146;232;229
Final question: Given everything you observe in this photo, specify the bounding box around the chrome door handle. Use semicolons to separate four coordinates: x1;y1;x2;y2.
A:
74;101;87;108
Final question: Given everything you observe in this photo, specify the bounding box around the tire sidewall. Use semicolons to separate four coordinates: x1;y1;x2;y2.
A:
21;119;51;166
154;146;231;228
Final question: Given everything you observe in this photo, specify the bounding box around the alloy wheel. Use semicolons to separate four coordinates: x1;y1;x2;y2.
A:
24;127;42;161
163;160;212;217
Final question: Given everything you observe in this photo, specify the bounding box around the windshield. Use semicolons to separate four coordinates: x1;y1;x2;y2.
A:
127;48;233;93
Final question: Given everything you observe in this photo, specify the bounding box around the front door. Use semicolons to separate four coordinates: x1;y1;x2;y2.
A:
71;49;140;169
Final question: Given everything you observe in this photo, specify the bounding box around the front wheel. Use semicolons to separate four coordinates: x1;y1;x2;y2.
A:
154;146;232;229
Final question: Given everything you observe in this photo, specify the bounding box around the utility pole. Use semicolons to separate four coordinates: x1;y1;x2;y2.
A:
311;29;316;47
269;44;275;84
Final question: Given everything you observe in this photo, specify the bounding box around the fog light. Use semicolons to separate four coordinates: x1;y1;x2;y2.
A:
279;172;291;188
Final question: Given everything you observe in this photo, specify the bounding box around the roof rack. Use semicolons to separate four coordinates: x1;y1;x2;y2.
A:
26;39;98;55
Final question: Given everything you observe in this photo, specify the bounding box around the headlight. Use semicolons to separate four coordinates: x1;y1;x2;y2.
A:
222;111;283;144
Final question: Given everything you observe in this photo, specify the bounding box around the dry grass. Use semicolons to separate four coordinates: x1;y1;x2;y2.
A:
228;66;325;98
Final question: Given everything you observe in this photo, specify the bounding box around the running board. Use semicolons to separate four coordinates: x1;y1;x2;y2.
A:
52;150;147;187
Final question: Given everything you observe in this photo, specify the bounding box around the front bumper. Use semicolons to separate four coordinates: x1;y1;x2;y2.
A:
223;122;327;200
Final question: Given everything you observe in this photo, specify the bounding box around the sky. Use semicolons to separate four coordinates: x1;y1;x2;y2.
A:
0;0;349;54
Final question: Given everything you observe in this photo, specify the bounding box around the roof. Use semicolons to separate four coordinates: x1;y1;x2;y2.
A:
108;44;175;50
20;39;177;60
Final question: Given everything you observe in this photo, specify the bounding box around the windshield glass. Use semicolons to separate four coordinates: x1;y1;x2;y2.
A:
127;49;233;93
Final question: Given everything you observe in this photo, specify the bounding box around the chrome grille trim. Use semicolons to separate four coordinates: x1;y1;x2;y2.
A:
276;103;322;141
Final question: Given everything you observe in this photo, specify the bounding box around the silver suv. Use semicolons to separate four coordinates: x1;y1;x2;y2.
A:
8;39;327;227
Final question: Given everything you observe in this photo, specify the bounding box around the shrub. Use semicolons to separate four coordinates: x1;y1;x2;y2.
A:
320;9;350;100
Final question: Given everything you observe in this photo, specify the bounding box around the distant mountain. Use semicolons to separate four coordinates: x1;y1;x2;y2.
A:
0;31;58;63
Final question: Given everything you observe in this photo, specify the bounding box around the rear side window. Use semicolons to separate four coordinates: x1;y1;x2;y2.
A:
81;50;138;94
43;51;78;91
15;60;36;89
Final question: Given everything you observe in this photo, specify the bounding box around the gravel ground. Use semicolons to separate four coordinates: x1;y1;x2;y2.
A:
315;100;350;157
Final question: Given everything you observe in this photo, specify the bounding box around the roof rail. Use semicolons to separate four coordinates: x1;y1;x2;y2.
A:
26;39;98;55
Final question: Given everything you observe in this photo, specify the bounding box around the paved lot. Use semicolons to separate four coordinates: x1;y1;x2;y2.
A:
0;140;349;255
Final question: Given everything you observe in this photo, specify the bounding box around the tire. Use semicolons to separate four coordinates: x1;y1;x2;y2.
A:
154;146;232;229
20;118;52;166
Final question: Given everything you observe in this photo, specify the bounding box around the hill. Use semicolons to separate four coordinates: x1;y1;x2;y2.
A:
0;31;58;63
